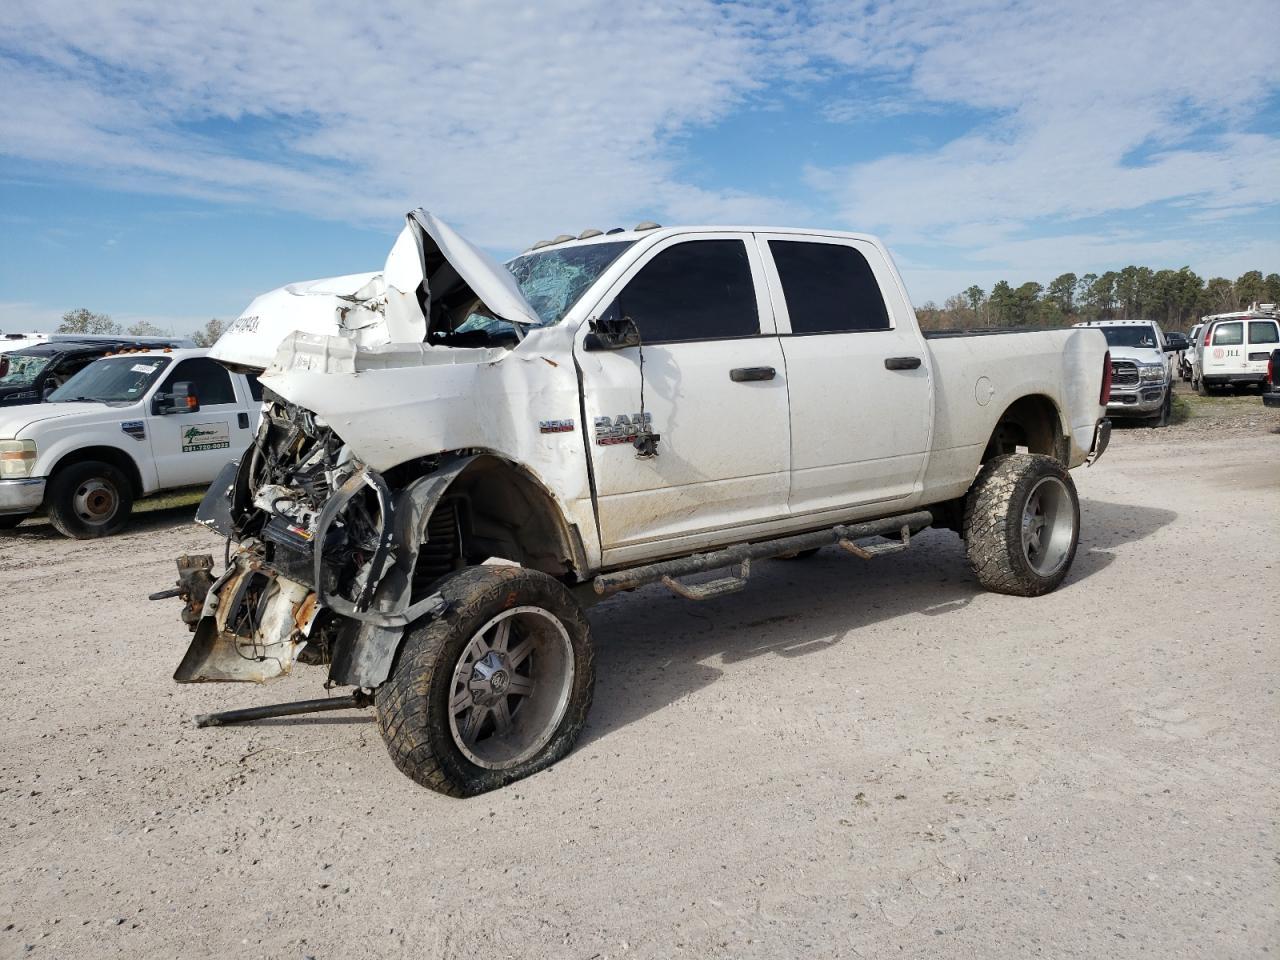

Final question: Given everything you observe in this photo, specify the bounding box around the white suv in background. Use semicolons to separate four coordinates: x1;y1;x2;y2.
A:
1074;319;1176;426
1192;305;1280;395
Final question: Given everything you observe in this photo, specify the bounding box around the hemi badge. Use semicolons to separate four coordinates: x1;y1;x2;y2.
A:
121;420;146;441
539;419;575;434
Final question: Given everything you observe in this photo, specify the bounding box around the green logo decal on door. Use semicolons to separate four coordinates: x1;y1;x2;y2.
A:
182;422;231;452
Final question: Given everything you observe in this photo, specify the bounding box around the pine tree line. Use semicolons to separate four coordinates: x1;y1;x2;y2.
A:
917;268;1280;332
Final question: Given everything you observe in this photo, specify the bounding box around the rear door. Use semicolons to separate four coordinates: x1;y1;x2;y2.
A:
756;233;932;515
575;233;790;560
1203;320;1245;380
1246;319;1279;377
148;357;253;488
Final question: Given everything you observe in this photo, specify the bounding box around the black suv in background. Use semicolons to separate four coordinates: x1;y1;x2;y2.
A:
0;337;190;407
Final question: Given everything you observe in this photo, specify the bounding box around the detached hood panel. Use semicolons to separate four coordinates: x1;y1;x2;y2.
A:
210;209;539;370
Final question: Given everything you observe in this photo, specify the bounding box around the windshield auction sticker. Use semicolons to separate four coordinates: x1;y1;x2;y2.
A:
181;422;231;453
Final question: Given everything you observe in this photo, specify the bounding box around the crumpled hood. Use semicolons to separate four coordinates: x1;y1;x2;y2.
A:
211;209;540;371
0;402;112;438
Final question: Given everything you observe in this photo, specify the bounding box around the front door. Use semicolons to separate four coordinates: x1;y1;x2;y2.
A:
575;234;791;562
148;357;252;488
756;233;933;515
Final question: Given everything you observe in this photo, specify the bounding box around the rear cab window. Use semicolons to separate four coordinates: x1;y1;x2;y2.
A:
767;240;890;334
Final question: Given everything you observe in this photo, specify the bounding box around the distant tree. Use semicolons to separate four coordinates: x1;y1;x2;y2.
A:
914;301;943;330
57;308;121;335
1264;273;1280;304
1235;270;1266;307
1150;266;1203;328
1046;272;1077;315
1114;265;1154;320
1013;281;1044;326
1088;272;1119;319
1201;277;1236;314
989;281;1015;326
191;318;226;348
127;320;170;337
963;285;986;327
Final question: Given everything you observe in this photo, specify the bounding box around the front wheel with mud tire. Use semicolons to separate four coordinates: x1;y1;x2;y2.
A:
1150;390;1171;427
963;453;1080;598
46;461;134;539
375;565;595;796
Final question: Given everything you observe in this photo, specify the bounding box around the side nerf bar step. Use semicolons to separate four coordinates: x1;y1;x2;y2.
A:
593;510;933;599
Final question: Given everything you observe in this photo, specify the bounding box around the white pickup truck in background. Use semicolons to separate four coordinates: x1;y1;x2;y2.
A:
157;211;1111;795
0;347;261;537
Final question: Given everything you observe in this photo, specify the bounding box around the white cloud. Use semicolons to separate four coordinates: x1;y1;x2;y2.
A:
0;0;797;244
801;0;1280;297
0;0;1275;309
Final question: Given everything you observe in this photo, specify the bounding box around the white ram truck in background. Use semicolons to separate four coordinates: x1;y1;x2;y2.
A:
156;210;1112;796
0;348;261;537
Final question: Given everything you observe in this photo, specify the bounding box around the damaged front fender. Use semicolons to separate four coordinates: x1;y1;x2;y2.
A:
327;456;475;688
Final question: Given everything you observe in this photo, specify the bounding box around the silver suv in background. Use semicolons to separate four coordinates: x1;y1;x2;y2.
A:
1075;320;1176;427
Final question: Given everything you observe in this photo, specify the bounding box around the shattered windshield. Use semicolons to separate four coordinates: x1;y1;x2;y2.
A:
48;355;172;404
1100;325;1159;348
506;240;635;326
0;354;51;387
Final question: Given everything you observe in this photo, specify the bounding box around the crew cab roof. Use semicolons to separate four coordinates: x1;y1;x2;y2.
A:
519;224;887;255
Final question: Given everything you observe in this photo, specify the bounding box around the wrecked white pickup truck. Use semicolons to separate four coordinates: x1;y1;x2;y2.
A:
158;210;1112;796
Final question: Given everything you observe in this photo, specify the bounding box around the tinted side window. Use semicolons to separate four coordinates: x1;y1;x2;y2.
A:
617;240;758;343
246;373;264;401
1212;322;1243;346
1248;321;1278;344
163;358;235;405
769;240;890;334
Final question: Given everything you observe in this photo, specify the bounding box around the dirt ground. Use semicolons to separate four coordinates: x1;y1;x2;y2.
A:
2;402;1278;960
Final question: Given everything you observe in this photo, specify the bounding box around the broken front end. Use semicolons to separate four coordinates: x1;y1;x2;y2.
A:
165;395;453;688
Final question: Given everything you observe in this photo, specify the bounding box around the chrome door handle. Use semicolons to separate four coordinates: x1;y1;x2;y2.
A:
884;356;922;370
730;366;777;382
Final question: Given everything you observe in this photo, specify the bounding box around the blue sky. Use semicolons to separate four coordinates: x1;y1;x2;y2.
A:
2;0;1278;336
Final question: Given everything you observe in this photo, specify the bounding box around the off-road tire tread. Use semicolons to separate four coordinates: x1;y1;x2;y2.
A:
962;453;1079;598
46;460;133;539
374;565;595;797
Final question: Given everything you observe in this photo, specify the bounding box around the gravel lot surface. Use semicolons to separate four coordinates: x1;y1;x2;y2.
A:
2;405;1278;959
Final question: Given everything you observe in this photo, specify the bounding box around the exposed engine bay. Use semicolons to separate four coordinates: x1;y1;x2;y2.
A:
169;394;453;687
236;396;393;609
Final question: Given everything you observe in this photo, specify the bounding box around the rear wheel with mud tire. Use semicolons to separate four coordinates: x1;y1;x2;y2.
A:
46;461;133;539
375;565;595;796
963;453;1080;598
